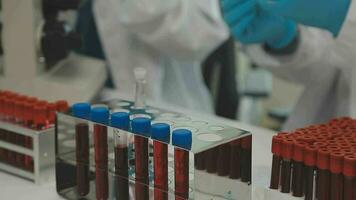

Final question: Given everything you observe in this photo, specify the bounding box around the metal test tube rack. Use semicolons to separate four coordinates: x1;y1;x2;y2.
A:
0;121;55;184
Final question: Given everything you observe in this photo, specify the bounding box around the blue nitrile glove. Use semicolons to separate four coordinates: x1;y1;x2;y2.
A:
259;0;351;37
222;0;297;49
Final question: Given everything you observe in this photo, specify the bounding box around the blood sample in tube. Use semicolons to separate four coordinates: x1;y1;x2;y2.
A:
217;143;231;176
241;135;252;183
111;112;130;200
132;117;151;200
151;123;170;200
304;145;317;200
172;129;192;200
229;139;242;179
292;142;305;197
329;151;344;200
194;151;206;170
91;107;109;200
343;155;356;200
316;148;330;200
270;135;282;189
72;103;90;197
280;139;294;193
205;146;218;173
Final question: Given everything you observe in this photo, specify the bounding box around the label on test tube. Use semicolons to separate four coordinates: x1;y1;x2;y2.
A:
172;129;192;200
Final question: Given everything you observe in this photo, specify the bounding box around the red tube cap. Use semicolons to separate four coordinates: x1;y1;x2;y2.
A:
56;100;69;113
317;148;330;170
271;135;283;156
293;142;304;162
304;145;317;167
343;155;356;177
282;139;294;160
330;151;344;174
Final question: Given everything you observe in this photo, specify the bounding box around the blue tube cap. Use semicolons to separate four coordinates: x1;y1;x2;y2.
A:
72;103;91;119
90;107;109;124
111;112;130;131
132;117;151;136
151;123;170;143
172;129;192;150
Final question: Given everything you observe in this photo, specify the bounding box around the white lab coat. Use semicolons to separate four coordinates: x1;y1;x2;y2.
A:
93;0;229;113
245;2;356;130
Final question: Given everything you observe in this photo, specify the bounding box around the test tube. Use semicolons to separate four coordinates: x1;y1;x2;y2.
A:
316;148;330;200
241;135;252;183
132;117;151;200
151;123;170;200
217;143;231;176
72;103;90;197
91;107;109;200
194;151;206;170
292;142;305;197
329;151;344;200
111;112;130;200
270;135;282;189
205;147;218;173
280;139;294;193
343;155;356;200
133;67;147;109
172;129;192;200
304;145;317;200
229;139;242;179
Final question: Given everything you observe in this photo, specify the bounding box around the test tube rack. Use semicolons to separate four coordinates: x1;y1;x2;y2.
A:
0;121;55;184
56;99;253;200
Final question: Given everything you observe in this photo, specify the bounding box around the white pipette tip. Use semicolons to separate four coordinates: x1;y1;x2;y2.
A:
134;67;147;81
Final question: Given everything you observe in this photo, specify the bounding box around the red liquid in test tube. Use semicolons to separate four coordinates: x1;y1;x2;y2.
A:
280;139;294;193
229;139;242;179
111;112;131;200
241;135;252;183
151;123;170;200
72;103;91;197
304;145;317;200
91;107;109;200
172;129;192;200
132;117;151;200
217;143;231;176
291;141;305;197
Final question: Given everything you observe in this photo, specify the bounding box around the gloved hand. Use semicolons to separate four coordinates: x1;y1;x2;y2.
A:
222;0;297;49
259;0;351;37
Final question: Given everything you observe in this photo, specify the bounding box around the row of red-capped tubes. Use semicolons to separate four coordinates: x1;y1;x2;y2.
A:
0;90;69;172
269;117;356;200
194;135;252;183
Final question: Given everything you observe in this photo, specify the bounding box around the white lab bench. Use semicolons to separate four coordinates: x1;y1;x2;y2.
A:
0;90;277;200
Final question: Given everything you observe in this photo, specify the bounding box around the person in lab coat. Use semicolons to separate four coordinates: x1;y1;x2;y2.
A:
93;0;229;113
221;0;356;130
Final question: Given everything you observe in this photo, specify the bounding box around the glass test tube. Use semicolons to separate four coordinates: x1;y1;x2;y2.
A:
304;146;317;200
151;123;170;200
270;135;282;189
217;143;231;176
329;151;344;200
292;142;305;197
280;139;294;193
343;155;356;200
241;135;252;183
229;139;242;179
72;103;90;197
111;112;130;200
91;107;109;200
316;148;330;200
132;117;151;200
172;129;192;200
133;67;147;109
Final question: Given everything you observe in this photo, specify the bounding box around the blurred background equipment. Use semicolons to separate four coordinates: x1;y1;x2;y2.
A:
0;0;107;103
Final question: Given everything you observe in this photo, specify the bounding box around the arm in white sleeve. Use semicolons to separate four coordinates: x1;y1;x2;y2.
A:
116;0;230;62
